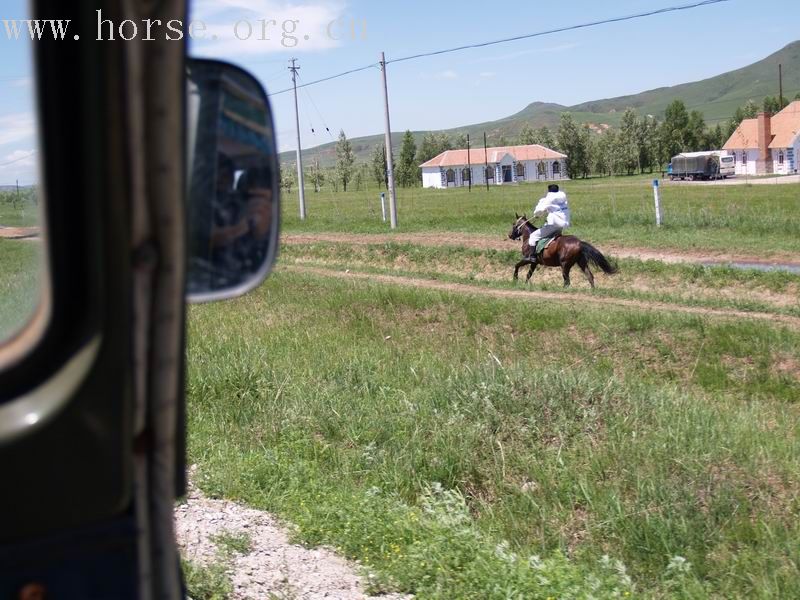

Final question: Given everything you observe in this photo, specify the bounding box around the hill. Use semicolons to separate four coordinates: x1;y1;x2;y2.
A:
280;40;800;167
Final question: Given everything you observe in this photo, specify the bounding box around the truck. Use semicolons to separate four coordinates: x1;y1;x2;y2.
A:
669;151;734;180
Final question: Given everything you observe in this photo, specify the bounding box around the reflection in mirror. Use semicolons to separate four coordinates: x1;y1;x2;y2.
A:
186;59;280;302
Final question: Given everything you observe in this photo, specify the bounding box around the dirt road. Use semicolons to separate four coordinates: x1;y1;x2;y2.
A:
283;233;800;269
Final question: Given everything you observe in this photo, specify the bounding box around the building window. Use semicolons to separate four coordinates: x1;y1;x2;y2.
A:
733;152;737;164
778;150;785;165
485;166;494;182
537;162;546;179
552;161;561;176
515;162;525;180
462;168;471;182
740;151;746;164
446;169;456;185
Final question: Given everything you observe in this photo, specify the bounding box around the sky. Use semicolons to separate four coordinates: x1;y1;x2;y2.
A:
2;0;799;183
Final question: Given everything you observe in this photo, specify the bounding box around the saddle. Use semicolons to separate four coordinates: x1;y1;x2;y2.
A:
534;233;560;257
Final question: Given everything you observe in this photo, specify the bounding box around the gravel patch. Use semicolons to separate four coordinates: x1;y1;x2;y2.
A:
175;476;410;600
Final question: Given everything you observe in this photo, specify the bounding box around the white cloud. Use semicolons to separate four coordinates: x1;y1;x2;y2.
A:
479;72;496;78
189;0;347;57
0;113;36;146
420;69;459;81
11;78;32;89
0;149;38;184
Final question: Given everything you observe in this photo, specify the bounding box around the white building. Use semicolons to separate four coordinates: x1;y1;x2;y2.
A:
723;101;800;175
419;144;567;189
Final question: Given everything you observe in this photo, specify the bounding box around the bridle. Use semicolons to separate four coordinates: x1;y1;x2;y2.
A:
511;217;534;240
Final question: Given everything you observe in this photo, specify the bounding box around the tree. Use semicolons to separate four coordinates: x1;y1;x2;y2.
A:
795;92;800;101
704;123;724;150
685;110;706;151
396;130;419;187
536;126;556;149
518;123;536;145
280;164;295;194
659;99;690;159
416;132;452;165
557;113;591;179
335;129;355;192
453;132;468;148
309;158;325;192
742;100;759;119
371;144;388;189
619;108;640;174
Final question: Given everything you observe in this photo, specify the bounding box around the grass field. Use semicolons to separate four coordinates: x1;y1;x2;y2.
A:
187;266;800;598
280;176;800;256
0;193;42;341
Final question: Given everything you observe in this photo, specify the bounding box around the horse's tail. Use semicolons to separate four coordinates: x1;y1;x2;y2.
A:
580;242;618;274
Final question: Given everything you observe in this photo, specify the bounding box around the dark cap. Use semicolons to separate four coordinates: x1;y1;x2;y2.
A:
548;184;559;193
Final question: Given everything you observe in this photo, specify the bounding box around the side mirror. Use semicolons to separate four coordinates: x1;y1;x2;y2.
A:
186;59;280;302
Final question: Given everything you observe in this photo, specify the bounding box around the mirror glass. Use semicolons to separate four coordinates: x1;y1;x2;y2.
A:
186;59;280;302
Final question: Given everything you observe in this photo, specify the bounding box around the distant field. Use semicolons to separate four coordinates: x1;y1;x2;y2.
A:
0;239;41;341
0;194;42;341
188;269;800;599
280;175;800;256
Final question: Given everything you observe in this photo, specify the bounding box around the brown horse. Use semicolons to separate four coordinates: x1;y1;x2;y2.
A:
508;214;618;287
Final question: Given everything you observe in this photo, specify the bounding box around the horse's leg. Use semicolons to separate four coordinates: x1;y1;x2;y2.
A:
513;259;529;281
578;255;595;289
525;262;538;283
561;261;573;287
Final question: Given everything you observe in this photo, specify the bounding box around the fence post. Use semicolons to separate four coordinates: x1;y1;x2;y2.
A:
653;179;662;227
380;192;387;222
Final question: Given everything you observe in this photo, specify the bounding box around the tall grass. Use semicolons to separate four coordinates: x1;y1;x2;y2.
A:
0;239;41;341
187;271;800;598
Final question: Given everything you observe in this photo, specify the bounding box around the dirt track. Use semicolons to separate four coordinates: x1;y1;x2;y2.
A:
283;233;800;269
285;265;800;330
0;226;40;240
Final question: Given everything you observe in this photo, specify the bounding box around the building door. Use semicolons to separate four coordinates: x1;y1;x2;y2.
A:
502;165;512;183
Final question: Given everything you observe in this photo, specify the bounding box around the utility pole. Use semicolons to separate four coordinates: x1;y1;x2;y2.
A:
289;58;306;220
779;63;784;110
379;52;398;229
467;134;472;192
483;132;490;192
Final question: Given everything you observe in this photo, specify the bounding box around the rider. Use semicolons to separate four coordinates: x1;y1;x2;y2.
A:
528;184;571;263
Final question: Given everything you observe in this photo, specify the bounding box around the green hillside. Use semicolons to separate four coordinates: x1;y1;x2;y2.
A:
280;41;800;167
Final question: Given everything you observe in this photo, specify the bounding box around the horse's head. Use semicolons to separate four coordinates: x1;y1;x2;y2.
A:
509;214;531;241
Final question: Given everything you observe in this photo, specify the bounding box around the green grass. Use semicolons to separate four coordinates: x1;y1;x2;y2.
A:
210;530;253;557
182;559;232;600
0;239;41;341
280;241;800;318
187;271;800;598
0;191;41;227
280;176;800;256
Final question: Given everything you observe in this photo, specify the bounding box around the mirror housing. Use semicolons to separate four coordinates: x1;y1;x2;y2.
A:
186;59;280;302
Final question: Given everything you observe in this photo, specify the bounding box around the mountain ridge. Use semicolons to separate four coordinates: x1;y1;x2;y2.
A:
280;40;800;167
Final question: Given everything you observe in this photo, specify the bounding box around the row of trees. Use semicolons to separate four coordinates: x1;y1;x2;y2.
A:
284;93;800;191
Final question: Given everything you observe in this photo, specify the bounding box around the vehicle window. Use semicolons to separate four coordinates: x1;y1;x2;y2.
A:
0;0;46;344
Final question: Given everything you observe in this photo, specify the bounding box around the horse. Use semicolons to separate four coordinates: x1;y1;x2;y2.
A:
508;214;618;287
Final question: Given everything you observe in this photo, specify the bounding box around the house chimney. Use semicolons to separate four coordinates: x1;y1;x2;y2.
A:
756;112;773;174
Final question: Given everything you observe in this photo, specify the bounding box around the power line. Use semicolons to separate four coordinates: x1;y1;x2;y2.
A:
388;0;731;64
266;0;732;97
268;63;378;97
0;150;37;168
297;73;335;139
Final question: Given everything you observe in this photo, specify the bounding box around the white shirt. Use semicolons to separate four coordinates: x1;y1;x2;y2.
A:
533;191;569;218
